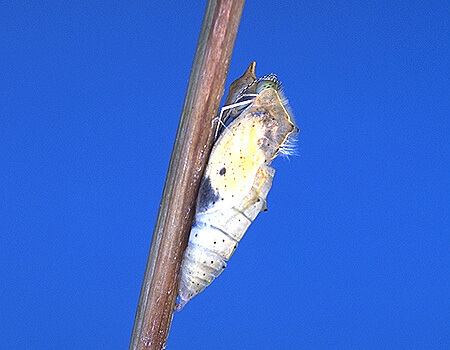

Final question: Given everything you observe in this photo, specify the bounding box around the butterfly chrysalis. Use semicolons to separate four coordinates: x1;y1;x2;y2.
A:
176;64;298;310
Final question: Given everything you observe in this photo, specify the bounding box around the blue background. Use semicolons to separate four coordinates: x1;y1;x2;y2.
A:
1;1;448;349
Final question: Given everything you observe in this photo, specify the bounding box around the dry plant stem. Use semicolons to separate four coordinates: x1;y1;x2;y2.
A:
129;1;246;349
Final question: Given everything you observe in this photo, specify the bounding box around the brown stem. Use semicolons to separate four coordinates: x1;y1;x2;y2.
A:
129;1;246;349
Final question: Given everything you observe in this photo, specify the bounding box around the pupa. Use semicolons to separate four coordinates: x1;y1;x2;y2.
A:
176;65;298;310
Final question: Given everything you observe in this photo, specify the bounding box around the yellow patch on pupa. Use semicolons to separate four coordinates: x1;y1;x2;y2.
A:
176;66;298;310
206;88;295;205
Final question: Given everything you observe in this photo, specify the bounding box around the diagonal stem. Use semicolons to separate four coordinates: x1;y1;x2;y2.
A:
129;1;246;349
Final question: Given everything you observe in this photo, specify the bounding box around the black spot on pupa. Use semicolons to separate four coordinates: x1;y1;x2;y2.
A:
197;176;221;212
219;167;226;175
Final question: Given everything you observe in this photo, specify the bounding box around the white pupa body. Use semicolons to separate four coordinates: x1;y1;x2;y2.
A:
176;76;297;310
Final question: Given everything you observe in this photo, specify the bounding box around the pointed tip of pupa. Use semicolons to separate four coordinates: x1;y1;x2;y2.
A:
175;291;194;311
